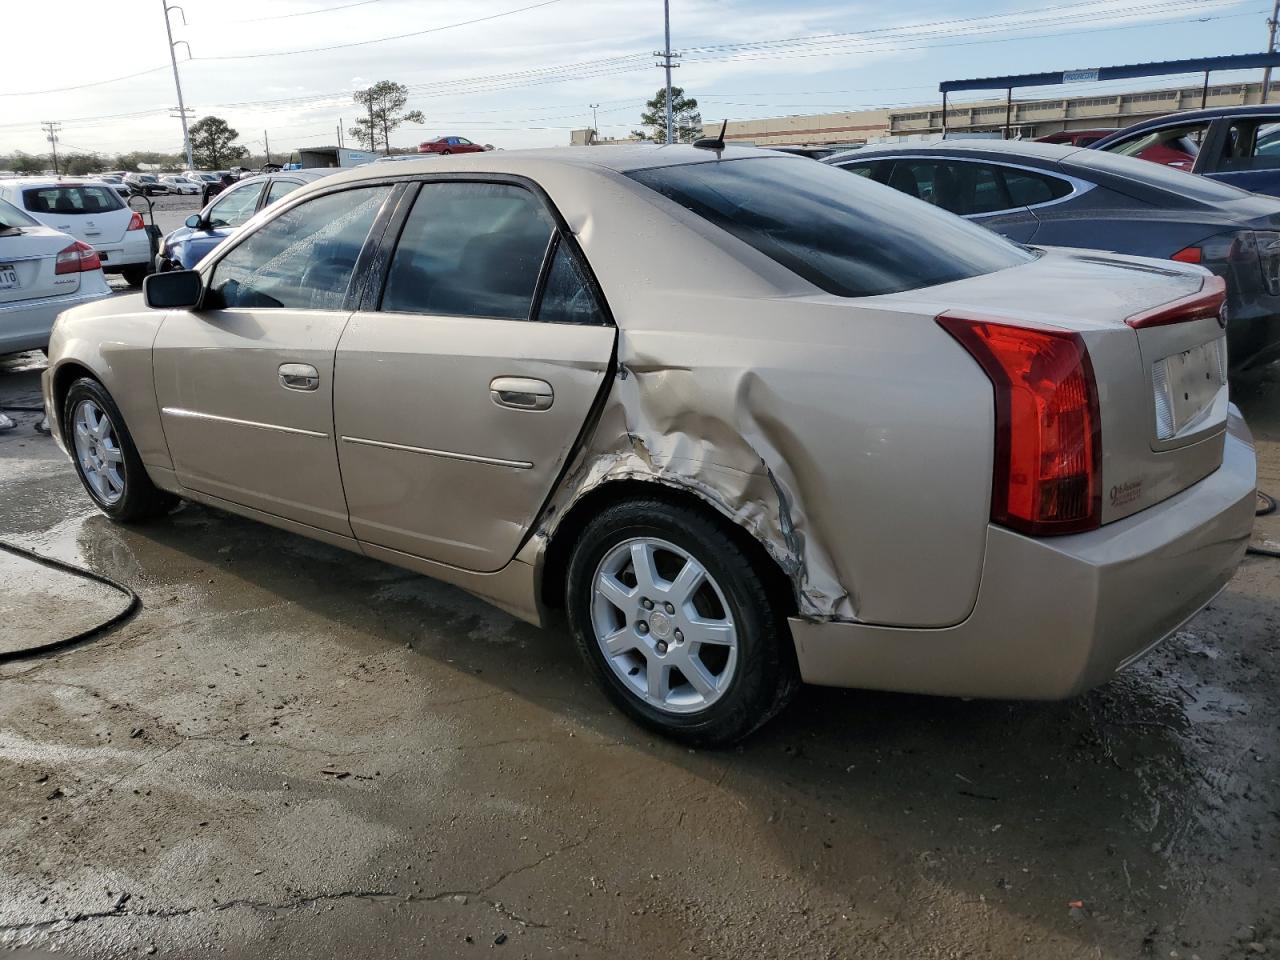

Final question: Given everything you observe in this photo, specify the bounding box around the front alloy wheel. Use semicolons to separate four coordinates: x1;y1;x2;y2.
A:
64;378;175;523
72;399;125;505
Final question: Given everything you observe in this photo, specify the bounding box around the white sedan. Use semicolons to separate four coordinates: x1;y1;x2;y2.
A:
0;197;111;356
160;176;202;196
0;179;153;286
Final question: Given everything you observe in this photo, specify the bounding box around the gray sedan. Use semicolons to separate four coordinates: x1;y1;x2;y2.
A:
826;140;1280;372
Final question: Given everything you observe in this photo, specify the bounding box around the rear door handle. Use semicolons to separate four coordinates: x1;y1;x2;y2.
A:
490;376;553;411
279;363;320;392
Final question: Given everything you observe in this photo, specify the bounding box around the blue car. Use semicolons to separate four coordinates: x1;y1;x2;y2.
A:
1088;105;1280;198
826;140;1280;372
156;170;332;271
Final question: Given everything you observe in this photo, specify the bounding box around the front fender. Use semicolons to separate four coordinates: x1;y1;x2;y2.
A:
42;294;171;471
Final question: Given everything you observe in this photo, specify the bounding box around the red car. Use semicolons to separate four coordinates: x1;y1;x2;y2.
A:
1035;128;1119;148
417;136;489;155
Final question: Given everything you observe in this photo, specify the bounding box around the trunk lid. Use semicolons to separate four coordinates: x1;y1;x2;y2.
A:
909;248;1227;524
0;224;80;304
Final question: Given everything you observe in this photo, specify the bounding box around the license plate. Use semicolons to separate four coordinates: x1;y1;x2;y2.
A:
0;264;18;290
1153;338;1226;438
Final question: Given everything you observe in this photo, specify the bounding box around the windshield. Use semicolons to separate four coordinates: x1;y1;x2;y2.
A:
22;185;125;215
627;156;1033;297
0;197;38;230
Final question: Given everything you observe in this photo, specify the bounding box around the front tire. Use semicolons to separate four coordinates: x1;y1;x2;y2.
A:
566;498;798;746
64;378;174;523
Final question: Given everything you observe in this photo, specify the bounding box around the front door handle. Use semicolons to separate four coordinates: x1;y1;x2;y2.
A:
279;363;320;392
490;376;553;411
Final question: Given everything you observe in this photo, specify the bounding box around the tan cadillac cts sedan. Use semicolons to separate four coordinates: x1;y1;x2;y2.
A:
43;145;1257;744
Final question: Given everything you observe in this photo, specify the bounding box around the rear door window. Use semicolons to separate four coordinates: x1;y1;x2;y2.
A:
1001;168;1073;206
628;157;1032;298
207;186;391;310
381;181;556;320
22;185;123;215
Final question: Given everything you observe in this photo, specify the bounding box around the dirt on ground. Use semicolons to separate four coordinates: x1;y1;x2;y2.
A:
1;350;1277;960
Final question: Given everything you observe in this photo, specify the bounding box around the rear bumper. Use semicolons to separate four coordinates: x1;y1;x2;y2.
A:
0;278;112;355
791;407;1257;699
97;232;152;270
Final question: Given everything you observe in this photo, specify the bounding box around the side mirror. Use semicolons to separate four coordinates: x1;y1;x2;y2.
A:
184;213;203;229
144;270;203;309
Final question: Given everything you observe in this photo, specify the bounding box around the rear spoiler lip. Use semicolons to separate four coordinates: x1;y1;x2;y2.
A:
1125;274;1228;330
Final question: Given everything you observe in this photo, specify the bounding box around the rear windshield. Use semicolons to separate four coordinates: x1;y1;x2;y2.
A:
627;156;1033;297
23;185;124;216
1068;147;1255;203
0;197;38;229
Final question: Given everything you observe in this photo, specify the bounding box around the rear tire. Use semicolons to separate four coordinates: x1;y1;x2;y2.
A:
566;498;799;746
121;265;149;287
64;378;175;523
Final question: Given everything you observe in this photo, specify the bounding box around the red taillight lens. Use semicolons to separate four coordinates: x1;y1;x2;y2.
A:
127;211;145;231
938;314;1102;536
1170;246;1202;264
54;240;102;275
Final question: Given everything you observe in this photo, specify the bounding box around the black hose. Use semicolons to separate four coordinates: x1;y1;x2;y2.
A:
1247;491;1279;559
0;540;140;663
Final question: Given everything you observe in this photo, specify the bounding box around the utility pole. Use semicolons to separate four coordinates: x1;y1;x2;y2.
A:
41;121;61;175
1265;0;1280;102
589;103;599;144
338;118;344;150
162;1;194;170
264;130;271;165
653;0;680;143
367;95;376;153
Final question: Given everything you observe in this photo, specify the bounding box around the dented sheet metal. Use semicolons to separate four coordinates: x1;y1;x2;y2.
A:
539;352;853;621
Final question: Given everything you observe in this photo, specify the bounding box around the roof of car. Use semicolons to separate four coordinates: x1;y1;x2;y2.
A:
824;139;1083;164
0;177;119;189
324;143;801;187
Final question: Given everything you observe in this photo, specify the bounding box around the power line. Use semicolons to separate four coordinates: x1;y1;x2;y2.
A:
196;0;565;60
235;0;384;22
0;65;171;98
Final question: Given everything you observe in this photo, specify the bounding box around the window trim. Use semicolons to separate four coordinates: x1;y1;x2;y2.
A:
836;154;1093;217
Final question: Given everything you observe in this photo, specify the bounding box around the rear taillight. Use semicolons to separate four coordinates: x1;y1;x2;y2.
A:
1170;245;1202;264
938;314;1101;536
127;211;145;231
54;240;102;275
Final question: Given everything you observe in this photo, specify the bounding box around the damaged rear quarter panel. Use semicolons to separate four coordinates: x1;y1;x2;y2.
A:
528;162;992;627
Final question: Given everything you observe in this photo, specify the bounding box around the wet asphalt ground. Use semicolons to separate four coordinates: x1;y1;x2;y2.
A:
0;343;1278;959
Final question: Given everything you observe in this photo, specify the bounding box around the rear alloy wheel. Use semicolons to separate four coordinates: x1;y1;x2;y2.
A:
566;498;798;745
64;378;174;523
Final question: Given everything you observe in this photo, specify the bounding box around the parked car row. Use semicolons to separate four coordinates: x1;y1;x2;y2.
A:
0;178;153;287
37;145;1258;745
0;196;111;355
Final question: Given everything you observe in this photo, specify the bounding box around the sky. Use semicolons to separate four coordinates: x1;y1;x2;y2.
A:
0;0;1271;160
